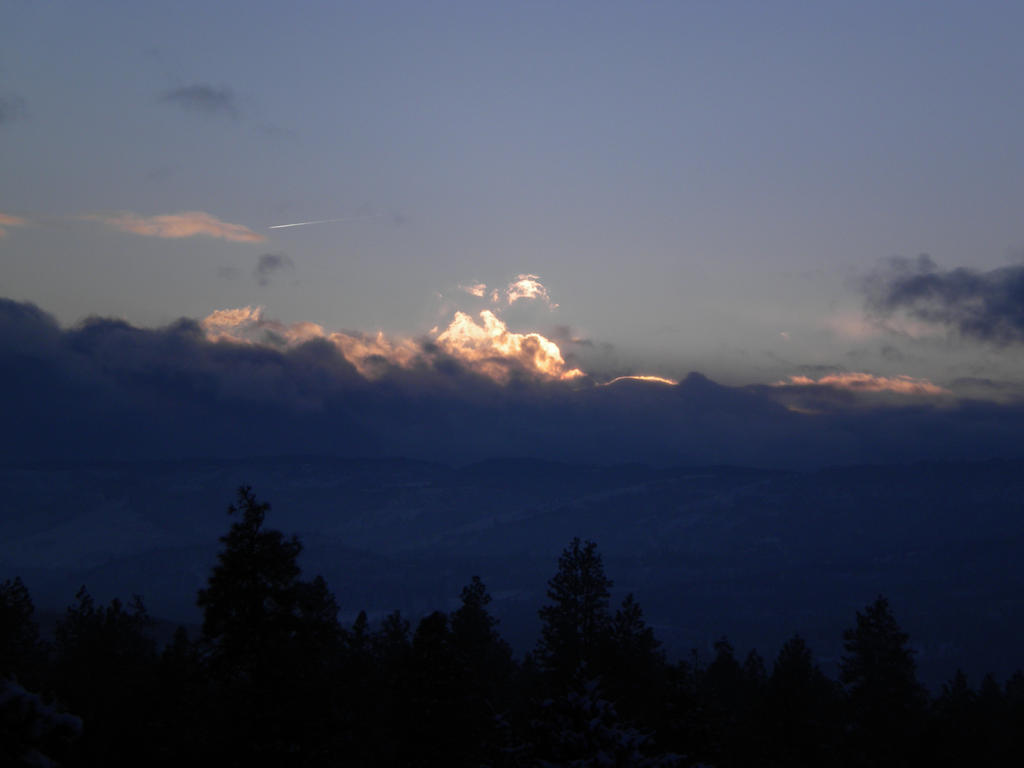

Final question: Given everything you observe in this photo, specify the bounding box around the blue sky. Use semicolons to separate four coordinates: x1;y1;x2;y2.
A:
3;0;1024;392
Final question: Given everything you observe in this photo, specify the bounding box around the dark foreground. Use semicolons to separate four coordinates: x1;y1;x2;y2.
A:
4;486;1024;767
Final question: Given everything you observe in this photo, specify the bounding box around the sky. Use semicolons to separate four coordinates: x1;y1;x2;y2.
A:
3;1;1024;466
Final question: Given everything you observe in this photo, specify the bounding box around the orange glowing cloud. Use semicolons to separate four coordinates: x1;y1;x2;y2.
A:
774;372;950;396
435;310;583;382
86;211;265;243
505;274;558;308
0;213;27;238
200;306;418;377
200;306;583;383
603;375;678;386
459;282;488;298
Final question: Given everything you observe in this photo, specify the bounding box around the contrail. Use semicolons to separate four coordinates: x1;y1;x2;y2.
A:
269;215;381;230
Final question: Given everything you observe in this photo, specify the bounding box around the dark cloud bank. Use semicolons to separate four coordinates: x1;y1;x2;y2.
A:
4;296;1024;468
867;255;1024;343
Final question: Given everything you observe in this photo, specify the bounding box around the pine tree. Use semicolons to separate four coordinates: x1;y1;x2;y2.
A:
536;538;613;683
840;595;925;766
196;486;342;764
53;587;157;766
763;634;841;767
604;593;669;731
0;577;42;682
450;577;517;766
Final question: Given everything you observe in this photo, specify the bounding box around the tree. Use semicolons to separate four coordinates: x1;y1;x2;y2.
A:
763;634;842;767
448;577;517;766
536;538;613;683
604;593;669;730
840;595;925;766
533;677;682;767
196;486;342;764
53;587;156;766
1;578;78;765
452;576;503;654
0;577;42;683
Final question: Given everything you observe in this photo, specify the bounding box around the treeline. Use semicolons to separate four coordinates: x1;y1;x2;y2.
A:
3;487;1024;767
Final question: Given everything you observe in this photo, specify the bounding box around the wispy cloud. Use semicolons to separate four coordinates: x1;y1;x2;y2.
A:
85;211;265;243
865;255;1024;344
0;213;28;238
603;375;678;386
0;95;27;126
160;84;239;118
254;253;294;286
458;282;488;298
774;372;950;396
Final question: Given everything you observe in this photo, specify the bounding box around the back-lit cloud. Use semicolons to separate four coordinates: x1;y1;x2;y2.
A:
201;305;583;383
0;213;28;238
6;295;1024;468
199;305;417;378
506;274;558;308
435;310;583;382
774;372;950;396
85;211;265;243
458;282;488;298
866;255;1024;344
603;375;678;386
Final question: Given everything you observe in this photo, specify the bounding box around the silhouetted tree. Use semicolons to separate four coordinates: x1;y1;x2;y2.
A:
840;595;925;766
53;587;157;766
449;576;518;766
533;677;682;767
0;677;81;768
197;486;342;765
604;593;670;732
762;634;842;767
1004;670;1024;760
926;669;978;767
536;538;613;684
149;626;205;766
974;673;1010;763
1;577;79;766
0;577;42;683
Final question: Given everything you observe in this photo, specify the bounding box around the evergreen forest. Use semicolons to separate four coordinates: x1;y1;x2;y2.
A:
3;487;1024;767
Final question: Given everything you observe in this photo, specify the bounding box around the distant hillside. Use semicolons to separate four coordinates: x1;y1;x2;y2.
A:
3;456;1024;685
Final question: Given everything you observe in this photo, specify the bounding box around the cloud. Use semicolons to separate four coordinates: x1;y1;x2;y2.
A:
85;211;265;243
774;372;951;396
160;84;239;118
603;375;678;386
949;377;1024;403
823;311;880;341
434;310;583;383
865;255;1024;344
0;213;28;238
7;295;1024;468
201;305;581;383
505;274;558;309
0;94;27;126
458;283;488;298
254;253;294;286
